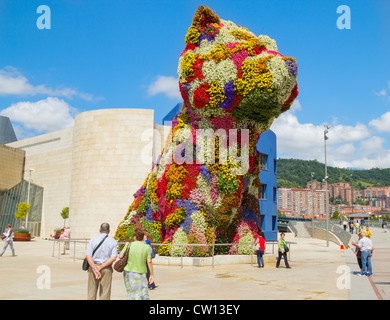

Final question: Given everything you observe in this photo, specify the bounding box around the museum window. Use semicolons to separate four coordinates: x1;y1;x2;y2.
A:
273;187;277;202
260;184;266;200
259;153;268;170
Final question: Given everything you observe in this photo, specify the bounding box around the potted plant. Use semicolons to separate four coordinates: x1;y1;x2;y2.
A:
60;207;69;228
13;202;32;241
55;229;62;239
13;229;31;241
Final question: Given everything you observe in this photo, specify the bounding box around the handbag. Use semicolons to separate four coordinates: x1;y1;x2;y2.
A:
284;243;290;253
114;243;131;272
151;246;156;259
253;243;260;251
82;234;108;271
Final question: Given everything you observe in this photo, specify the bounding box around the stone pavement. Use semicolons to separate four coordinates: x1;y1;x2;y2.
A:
0;228;388;301
346;226;390;300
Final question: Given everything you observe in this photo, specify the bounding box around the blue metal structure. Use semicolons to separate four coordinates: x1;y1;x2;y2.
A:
257;130;278;241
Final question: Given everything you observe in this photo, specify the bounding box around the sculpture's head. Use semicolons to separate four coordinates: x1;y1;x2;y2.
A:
178;6;298;131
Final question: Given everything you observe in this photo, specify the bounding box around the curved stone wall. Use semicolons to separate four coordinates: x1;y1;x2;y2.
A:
69;108;158;239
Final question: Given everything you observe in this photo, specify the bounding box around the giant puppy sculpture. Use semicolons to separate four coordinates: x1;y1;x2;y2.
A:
115;6;298;256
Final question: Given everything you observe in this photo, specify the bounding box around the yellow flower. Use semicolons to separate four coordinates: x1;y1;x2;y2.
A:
180;53;197;82
185;26;201;45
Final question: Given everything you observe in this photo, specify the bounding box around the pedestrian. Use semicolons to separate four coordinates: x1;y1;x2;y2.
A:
85;222;118;300
355;220;361;234
343;220;348;231
59;228;69;255
143;231;157;290
255;231;266;268
349;222;354;234
352;232;374;277
351;235;362;273
363;226;372;239
382;220;387;233
276;232;291;269
119;227;154;300
0;224;16;257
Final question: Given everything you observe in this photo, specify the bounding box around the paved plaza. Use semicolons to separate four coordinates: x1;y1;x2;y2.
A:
0;227;388;301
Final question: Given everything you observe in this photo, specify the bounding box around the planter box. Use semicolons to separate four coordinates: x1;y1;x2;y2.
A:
13;233;31;241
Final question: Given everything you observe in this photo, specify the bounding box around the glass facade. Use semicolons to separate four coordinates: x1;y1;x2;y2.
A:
0;180;43;236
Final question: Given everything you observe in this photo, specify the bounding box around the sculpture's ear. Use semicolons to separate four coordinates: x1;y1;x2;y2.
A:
258;35;278;51
192;5;220;29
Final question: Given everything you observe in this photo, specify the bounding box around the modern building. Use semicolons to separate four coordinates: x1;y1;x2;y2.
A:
278;187;327;219
5;108;169;239
0;144;44;234
0;116;17;144
306;181;360;204
257;130;278;241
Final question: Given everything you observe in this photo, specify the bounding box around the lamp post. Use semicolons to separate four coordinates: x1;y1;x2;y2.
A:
311;172;315;234
26;168;34;228
324;125;330;247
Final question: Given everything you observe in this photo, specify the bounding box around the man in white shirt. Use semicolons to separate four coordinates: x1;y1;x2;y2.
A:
85;222;118;300
352;232;373;277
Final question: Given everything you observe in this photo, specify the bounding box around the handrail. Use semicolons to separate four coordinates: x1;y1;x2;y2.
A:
50;238;296;268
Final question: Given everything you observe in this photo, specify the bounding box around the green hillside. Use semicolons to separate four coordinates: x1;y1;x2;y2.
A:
276;158;390;189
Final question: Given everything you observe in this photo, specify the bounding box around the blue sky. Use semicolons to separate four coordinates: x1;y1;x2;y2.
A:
1;0;390;169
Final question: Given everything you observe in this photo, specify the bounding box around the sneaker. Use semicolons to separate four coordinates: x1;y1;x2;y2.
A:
359;274;366;277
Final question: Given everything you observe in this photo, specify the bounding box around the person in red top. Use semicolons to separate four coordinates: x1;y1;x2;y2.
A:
255;231;266;268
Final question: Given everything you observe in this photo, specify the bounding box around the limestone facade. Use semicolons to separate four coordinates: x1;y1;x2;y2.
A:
0;145;25;192
7;108;170;239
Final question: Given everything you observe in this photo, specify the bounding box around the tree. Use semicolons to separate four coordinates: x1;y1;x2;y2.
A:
15;202;31;228
60;207;69;227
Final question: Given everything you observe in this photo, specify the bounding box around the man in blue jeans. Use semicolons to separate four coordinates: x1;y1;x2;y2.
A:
352;232;374;277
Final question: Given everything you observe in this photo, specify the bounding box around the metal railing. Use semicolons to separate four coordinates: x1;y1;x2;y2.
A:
50;239;296;268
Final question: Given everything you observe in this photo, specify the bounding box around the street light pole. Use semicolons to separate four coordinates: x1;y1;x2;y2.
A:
26;168;34;229
311;172;315;235
324;125;330;247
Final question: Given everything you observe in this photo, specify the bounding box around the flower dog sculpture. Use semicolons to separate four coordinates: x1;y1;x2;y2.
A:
115;6;298;256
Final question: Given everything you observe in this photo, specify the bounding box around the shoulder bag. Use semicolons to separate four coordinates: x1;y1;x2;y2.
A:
114;242;131;272
283;240;289;253
82;234;108;271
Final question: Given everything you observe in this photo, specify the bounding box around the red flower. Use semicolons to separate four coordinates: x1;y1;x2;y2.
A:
281;83;299;110
193;82;211;109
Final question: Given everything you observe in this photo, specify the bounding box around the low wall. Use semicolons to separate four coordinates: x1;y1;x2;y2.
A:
154;254;276;267
312;228;342;246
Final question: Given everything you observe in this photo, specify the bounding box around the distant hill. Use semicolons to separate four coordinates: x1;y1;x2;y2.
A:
276;158;390;189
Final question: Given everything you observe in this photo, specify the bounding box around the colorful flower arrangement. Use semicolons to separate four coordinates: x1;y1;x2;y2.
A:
115;5;298;256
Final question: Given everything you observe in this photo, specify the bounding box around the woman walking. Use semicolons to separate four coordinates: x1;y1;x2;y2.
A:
0;224;16;257
255;231;266;268
276;232;290;269
119;227;153;300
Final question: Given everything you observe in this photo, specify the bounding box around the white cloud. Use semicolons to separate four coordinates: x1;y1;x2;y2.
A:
147;75;181;99
374;89;386;97
270;99;389;169
0;97;76;133
369;112;390;132
0;66;95;100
